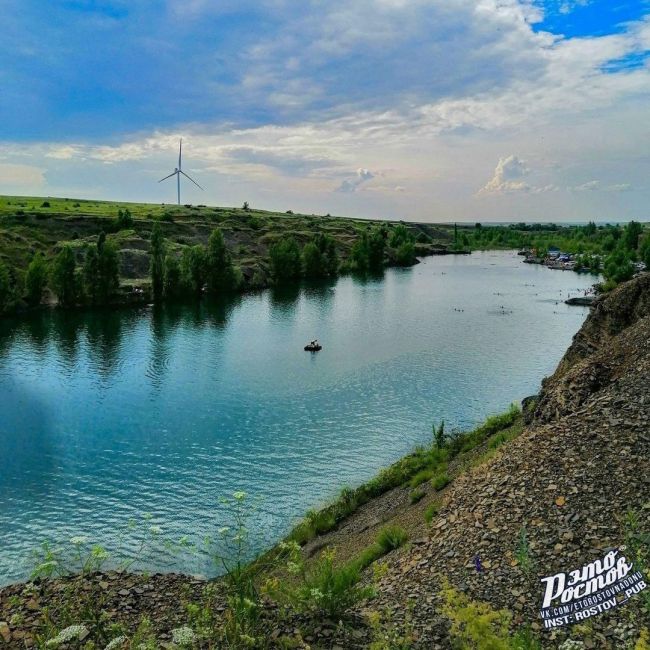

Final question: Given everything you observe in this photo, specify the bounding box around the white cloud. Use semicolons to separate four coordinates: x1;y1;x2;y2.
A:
572;180;633;192
336;168;374;192
574;180;601;191
480;155;530;194
1;2;650;220
605;183;632;192
0;163;45;188
45;145;84;160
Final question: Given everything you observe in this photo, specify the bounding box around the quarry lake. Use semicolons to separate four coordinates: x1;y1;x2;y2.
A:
0;251;597;584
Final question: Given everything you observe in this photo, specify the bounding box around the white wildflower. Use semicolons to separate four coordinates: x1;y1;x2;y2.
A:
217;526;230;536
171;626;197;647
149;525;162;535
287;561;301;575
46;624;89;647
310;588;324;600
103;635;127;650
70;536;88;545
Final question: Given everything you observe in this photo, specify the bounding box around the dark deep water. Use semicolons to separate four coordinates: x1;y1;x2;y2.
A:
0;251;596;583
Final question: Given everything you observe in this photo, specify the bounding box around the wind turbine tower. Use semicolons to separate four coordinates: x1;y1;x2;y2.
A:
158;139;204;205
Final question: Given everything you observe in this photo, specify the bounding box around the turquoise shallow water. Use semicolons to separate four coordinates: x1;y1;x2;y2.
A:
0;251;596;584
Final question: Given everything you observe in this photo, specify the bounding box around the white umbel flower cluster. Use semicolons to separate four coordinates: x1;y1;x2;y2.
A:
171;626;197;647
103;635;127;650
46;624;89;647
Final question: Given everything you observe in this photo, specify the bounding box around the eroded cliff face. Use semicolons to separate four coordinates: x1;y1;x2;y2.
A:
533;273;650;423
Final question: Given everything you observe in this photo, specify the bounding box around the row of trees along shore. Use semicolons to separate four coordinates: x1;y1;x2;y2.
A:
1;214;648;316
0;218;416;314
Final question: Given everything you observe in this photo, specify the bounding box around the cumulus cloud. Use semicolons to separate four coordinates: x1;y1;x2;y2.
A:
336;168;374;192
480;155;530;194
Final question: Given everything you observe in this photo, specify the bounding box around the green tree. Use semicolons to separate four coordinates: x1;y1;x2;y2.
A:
25;253;48;306
351;233;370;273
181;245;207;296
150;222;165;301
302;242;323;278
623;220;643;252
206;228;237;293
315;233;338;275
640;236;650;269
97;233;120;303
115;208;134;231
83;245;100;304
83;233;120;304
367;228;386;271
163;254;182;299
394;241;416;266
0;260;10;313
604;249;634;284
269;237;302;281
50;245;78;307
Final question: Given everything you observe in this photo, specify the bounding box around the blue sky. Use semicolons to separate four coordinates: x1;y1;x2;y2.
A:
1;0;650;221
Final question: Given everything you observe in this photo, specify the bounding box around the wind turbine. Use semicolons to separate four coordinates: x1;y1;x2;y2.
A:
158;138;204;205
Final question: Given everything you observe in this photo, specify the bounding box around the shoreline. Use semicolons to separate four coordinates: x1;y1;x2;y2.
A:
1;275;648;648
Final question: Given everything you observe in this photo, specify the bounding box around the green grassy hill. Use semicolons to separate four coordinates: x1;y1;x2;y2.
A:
0;195;455;291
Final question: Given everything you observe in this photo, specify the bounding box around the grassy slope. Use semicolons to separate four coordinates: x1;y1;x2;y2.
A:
0;195;457;287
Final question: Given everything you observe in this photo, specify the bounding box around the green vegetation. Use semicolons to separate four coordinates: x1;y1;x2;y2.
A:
441;582;541;649
424;501;441;524
289;404;523;545
302;233;339;278
25;253;47;306
465;220;649;286
409;487;426;503
49;245;78;307
514;525;534;575
1;194;648;317
269;237;302;281
83;232;120;305
352;526;409;572
150;221;165;300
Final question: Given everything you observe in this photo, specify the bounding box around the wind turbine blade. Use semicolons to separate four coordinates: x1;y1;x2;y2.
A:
178;139;182;170
180;170;204;190
158;170;179;183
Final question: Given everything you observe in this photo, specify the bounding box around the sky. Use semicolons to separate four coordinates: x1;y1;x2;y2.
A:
1;0;649;222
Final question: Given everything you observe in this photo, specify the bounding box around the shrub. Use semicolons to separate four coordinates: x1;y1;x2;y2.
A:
410;488;425;504
288;549;373;617
515;525;534;575
432;473;450;491
376;526;408;553
410;468;435;488
434;420;446;448
41;200;50;208
424;502;440;524
114;208;133;231
441;582;539;649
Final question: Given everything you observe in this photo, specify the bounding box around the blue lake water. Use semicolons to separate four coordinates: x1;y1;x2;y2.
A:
0;251;596;584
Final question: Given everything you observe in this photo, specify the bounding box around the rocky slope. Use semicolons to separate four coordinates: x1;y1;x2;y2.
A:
363;274;650;648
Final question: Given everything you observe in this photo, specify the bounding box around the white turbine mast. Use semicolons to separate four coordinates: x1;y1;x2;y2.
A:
158;138;204;205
